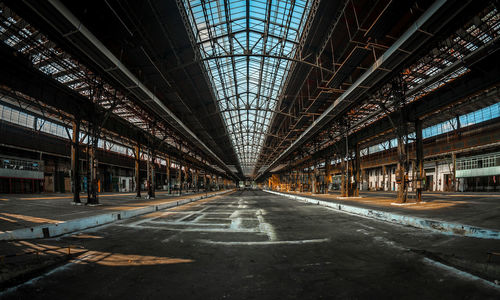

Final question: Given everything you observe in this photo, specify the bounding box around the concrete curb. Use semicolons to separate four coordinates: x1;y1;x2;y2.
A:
264;190;500;240
0;190;232;241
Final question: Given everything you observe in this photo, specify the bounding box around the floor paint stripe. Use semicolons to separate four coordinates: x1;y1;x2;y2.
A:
422;257;500;290
197;238;330;246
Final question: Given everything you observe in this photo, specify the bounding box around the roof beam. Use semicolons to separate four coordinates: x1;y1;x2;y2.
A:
256;0;453;180
39;0;238;179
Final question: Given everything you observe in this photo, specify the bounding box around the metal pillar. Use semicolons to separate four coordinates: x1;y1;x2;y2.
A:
166;156;171;194
382;165;386;191
324;159;331;194
304;168;311;191
415;119;424;202
352;143;360;197
195;170;200;192
204;173;208;192
184;166;189;192
396;132;409;203
147;148;155;199
286;173;290;192
312;166;318;194
340;155;347;197
451;153;457;192
361;169;367;191
134;145;141;198
71;120;81;204
435;161;439;191
87;135;99;205
178;162;183;195
388;166;392;191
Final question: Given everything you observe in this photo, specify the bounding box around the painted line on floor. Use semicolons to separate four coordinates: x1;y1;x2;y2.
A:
264;190;500;240
422;257;500;290
197;238;330;246
256;209;277;241
0;190;233;241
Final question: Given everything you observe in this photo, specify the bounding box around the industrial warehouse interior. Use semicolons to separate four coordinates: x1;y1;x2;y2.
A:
0;0;499;298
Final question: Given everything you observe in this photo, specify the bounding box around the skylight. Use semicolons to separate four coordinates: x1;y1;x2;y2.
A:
181;0;314;176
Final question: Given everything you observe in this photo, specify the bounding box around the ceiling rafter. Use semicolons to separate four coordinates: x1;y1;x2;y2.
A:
180;0;315;176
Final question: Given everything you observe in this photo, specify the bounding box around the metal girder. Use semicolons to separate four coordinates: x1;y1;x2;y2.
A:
36;0;238;179
0;43;231;179
296;61;500;168
200;53;335;75
256;0;455;180
179;0;315;176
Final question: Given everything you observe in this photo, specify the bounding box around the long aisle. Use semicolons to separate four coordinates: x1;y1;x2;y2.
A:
2;190;498;299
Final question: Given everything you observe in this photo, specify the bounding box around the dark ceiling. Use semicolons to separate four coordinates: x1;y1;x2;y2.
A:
2;0;499;181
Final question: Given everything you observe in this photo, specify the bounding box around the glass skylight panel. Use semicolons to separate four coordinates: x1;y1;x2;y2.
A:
182;0;312;176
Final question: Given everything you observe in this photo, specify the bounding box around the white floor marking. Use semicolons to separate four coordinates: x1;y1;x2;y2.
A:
360;230;499;290
119;224;260;233
356;229;370;236
229;210;239;219
372;236;406;251
126;217;157;227
161;232;180;243
197;238;329;246
179;213;205;223
119;197;280;244
256;209;277;241
237;199;248;209
230;217;242;230
356;222;376;231
303;261;333;267
147;221;227;227
422;257;500;291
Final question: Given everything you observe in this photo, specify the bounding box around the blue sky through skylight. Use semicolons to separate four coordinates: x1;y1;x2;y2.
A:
181;0;313;176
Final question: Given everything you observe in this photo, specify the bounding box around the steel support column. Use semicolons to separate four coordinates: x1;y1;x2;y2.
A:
313;165;320;194
352;143;360;197
87;134;99;205
396;132;409;203
452;153;457;192
71;120;81;204
134;144;141;198
194;170;200;192
204;173;208;192
415;119;424;202
147;148;155;199
340;155;347;197
324;159;331;194
382;165;386;191
387;166;392;191
166;155;171;194
178;162;183;195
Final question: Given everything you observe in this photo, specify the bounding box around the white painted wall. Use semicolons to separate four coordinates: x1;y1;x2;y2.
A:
364;160;453;192
119;176;133;192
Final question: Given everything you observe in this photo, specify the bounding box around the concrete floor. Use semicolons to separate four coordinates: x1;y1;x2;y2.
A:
0;190;214;231
283;190;500;230
1;189;499;233
1;190;499;299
